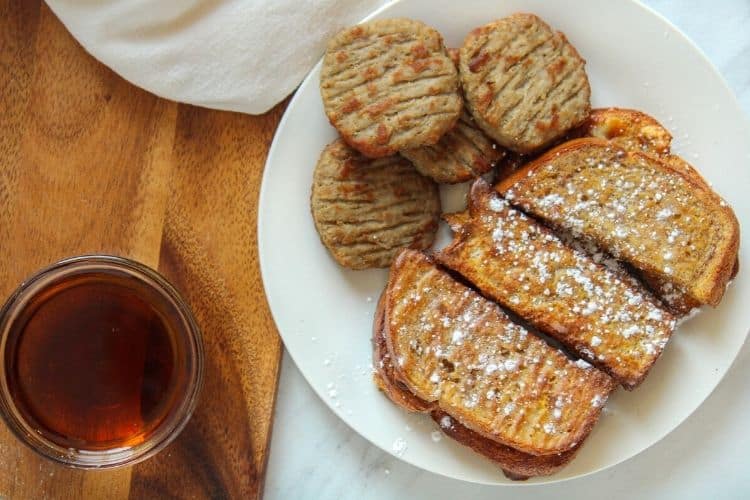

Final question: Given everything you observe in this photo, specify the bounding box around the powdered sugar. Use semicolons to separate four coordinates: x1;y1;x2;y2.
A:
489;197;507;212
439;415;452;429
622;325;639;338
392;437;407;457
575;359;592;369
503;359;519;372
451;329;466;344
327;382;338;399
656;207;674;220
647;309;663;321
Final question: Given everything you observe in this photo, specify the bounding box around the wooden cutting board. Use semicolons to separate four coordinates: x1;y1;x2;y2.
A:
0;1;284;498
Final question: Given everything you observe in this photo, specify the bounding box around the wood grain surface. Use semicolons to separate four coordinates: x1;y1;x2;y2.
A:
0;1;284;498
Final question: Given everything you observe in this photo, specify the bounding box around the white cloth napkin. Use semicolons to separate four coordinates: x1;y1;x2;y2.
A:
46;0;389;114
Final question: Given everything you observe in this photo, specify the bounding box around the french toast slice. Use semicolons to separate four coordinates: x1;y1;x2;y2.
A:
382;250;614;456
436;180;676;389
568;108;737;313
372;296;582;480
495;138;740;308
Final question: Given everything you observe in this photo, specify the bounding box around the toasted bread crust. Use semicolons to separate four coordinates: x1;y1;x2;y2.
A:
383;250;614;454
496;138;740;307
431;411;580;480
373;292;434;413
371;270;588;480
321;18;462;158
436;180;675;389
572;107;672;156
459;14;590;153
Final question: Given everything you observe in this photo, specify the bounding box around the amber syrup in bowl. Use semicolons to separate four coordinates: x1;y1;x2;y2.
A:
0;256;203;468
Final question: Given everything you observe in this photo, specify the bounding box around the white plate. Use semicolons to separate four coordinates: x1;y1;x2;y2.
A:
258;0;750;485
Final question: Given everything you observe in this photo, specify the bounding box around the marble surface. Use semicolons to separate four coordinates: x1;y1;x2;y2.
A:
264;1;750;498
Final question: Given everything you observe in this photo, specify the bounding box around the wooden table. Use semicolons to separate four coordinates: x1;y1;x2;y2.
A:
0;1;284;497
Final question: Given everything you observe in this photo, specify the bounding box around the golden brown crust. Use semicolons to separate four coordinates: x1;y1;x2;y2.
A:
436;180;675;389
496;138;740;308
373;292;434;412
382;250;614;453
320;18;462;158
571;107;672;156
430;411;580;480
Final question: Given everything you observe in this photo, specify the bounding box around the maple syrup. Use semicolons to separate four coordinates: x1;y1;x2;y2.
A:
0;256;203;468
